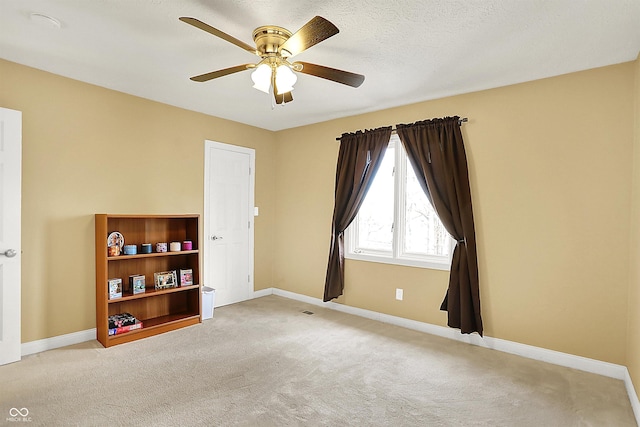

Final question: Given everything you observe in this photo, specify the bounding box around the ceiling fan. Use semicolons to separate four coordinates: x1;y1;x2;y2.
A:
179;16;365;105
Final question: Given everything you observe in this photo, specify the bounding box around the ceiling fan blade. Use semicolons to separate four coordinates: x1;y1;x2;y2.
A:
190;64;252;82
294;62;365;88
180;17;258;56
279;16;339;57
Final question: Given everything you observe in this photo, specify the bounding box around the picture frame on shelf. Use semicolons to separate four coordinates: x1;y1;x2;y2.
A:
179;269;193;286
108;278;122;300
129;274;146;294
154;270;177;290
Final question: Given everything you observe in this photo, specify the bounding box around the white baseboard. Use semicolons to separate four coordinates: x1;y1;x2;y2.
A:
21;328;96;357
626;368;640;424
263;287;640;424
252;288;273;299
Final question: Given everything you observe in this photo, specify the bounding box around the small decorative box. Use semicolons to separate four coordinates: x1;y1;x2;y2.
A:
156;242;167;253
140;243;152;254
182;240;193;251
123;245;137;255
169;241;181;252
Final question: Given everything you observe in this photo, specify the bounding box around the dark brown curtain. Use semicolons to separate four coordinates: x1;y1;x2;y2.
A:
396;117;482;335
324;127;393;302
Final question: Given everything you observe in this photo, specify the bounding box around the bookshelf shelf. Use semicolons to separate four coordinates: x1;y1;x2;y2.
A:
107;250;199;261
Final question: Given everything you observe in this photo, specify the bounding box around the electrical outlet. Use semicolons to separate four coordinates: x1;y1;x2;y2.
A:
395;288;403;301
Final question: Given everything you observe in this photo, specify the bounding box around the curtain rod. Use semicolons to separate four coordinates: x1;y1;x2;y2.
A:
335;117;468;141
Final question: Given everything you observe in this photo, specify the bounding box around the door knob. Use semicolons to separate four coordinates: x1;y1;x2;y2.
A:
211;236;223;241
1;249;17;258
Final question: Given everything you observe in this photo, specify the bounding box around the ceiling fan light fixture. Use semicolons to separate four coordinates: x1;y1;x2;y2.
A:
275;64;297;95
251;63;272;93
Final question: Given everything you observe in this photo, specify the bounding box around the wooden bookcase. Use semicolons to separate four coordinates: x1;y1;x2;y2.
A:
95;214;201;347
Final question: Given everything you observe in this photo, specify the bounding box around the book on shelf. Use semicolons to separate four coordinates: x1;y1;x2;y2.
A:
108;312;138;329
108;321;143;336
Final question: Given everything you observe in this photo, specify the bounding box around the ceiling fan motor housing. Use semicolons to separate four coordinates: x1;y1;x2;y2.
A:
252;26;292;56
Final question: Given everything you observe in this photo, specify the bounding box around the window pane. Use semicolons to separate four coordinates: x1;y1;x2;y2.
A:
356;147;394;252
403;160;450;256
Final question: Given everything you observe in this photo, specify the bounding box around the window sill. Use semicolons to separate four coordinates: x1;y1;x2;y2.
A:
345;253;450;271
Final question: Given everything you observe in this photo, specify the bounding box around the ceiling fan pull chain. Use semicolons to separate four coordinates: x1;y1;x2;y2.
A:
270;85;276;110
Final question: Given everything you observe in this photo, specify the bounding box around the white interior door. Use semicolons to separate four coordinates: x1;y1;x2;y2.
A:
0;107;22;365
204;141;254;307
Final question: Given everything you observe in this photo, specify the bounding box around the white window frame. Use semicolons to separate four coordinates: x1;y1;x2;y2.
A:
345;135;454;271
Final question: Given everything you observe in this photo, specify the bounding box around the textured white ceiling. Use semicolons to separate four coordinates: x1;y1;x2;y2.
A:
1;0;639;131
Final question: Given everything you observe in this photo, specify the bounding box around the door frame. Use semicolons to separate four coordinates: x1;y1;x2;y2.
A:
203;140;255;306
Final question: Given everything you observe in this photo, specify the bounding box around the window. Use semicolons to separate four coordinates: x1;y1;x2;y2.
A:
345;134;454;270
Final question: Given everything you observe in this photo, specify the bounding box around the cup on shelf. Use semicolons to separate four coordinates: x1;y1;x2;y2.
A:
169;241;181;252
156;242;167;253
108;245;120;256
140;243;152;254
182;240;192;251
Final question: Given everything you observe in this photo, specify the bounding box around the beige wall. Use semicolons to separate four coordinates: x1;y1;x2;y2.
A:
274;62;635;365
0;59;277;343
629;54;640;395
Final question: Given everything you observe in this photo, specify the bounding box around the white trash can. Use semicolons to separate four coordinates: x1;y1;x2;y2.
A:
202;287;215;320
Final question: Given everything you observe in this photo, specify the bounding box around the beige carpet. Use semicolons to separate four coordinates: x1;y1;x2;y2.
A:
0;295;636;426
